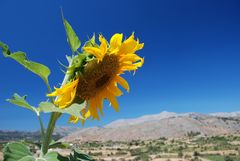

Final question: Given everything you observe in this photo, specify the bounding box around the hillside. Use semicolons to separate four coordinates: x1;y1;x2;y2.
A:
61;111;240;142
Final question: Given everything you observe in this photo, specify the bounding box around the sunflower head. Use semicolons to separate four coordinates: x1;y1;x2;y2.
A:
48;33;144;124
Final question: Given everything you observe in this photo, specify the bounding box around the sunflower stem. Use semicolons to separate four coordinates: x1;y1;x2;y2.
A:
41;112;60;155
41;57;74;155
38;115;45;143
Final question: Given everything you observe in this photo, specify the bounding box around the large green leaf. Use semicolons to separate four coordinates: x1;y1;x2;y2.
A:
18;152;69;161
3;142;33;161
18;156;36;161
69;149;95;161
63;18;81;52
41;152;62;161
37;102;85;119
0;41;51;85
6;93;85;117
6;93;38;115
17;152;68;161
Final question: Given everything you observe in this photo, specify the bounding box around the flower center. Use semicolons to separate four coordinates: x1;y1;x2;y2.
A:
76;54;119;100
95;74;111;88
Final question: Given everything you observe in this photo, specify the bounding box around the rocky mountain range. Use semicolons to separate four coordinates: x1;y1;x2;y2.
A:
61;111;240;142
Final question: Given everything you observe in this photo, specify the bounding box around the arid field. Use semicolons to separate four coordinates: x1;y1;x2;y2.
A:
2;134;239;161
65;134;240;161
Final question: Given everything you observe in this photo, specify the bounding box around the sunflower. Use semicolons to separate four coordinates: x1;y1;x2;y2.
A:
47;78;79;108
48;33;144;123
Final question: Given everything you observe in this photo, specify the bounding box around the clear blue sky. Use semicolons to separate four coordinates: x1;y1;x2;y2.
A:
1;0;240;130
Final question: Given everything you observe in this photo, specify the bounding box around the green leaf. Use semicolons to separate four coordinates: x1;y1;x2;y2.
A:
18;152;69;161
69;149;95;161
0;42;51;85
3;143;69;161
7;93;38;115
0;41;11;55
18;156;36;161
37;102;85;119
3;142;33;161
38;152;69;161
62;17;81;53
42;152;61;161
49;141;70;149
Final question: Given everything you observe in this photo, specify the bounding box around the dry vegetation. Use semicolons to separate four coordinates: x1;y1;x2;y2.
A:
1;134;240;161
68;134;240;161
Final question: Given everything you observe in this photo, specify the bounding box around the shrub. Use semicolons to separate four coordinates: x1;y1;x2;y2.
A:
193;151;200;157
115;151;128;156
224;156;234;161
178;150;183;158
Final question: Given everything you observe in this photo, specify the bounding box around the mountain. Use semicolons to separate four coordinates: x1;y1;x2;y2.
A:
209;111;240;117
0;130;41;142
54;126;81;136
0;127;80;142
105;111;177;128
61;111;240;142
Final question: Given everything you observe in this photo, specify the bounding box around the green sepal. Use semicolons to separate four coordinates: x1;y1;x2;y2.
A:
37;102;85;119
62;53;89;82
6;93;39;115
66;55;72;64
0;41;51;86
66;54;86;76
82;34;99;49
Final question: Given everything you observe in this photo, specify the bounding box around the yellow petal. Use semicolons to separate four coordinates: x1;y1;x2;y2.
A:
68;116;79;124
106;91;119;112
81;109;91;125
110;33;123;51
99;35;108;55
119;53;143;63
115;75;130;92
118;33;144;55
83;47;104;60
46;90;58;97
96;95;104;116
47;79;79;108
88;98;100;120
120;65;138;71
135;41;144;51
107;82;123;96
84;110;91;118
119;55;144;72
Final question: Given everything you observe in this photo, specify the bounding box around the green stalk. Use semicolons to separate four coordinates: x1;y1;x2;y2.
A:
41;57;74;155
38;115;45;143
42;112;60;154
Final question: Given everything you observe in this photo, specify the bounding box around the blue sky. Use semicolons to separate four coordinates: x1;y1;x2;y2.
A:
1;0;240;130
